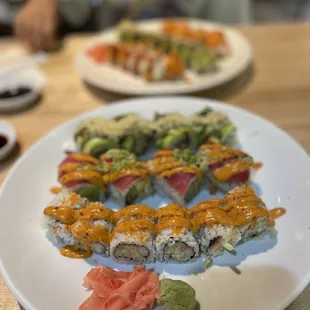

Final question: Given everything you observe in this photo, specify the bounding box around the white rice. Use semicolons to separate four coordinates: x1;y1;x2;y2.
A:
199;224;242;257
110;232;155;264
50;190;89;210
45;218;75;245
156;228;199;263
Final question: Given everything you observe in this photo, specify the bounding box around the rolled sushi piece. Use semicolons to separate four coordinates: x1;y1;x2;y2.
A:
74;118;121;157
191;186;274;256
44;196;114;257
58;152;99;180
110;218;156;264
197;143;256;192
195;109;237;145
59;169;107;202
155;215;199;263
114;114;153;155
118;21;218;73
115;204;156;224
222;186;274;241
99;149;153;206
153;113;201;150
156;203;190;222
148;149;203;205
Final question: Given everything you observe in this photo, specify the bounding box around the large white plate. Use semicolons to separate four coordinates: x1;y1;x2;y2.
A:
75;19;252;95
1;97;310;310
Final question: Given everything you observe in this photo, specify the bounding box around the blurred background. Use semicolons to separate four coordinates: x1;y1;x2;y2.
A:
1;0;310;38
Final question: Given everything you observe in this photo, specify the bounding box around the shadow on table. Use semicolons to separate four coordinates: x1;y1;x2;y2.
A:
81;62;254;103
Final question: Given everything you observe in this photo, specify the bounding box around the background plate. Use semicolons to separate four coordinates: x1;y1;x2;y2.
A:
0;97;310;310
75;19;252;95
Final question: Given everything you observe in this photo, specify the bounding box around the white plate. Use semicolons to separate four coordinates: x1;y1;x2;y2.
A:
1;97;310;310
75;19;252;95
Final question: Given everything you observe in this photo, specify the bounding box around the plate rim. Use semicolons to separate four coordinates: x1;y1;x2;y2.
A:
0;96;309;310
75;18;253;95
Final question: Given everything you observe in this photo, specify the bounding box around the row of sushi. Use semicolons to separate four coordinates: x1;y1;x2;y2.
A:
118;21;224;73
87;42;185;82
74;108;236;157
44;186;275;264
57;145;259;207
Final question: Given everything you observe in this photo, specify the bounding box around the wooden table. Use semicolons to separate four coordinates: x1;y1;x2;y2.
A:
1;23;310;309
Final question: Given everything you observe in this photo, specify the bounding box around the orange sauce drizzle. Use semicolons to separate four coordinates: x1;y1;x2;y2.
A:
59;170;106;190
78;202;115;223
71;153;99;165
156;216;195;235
156;203;189;220
252;162;263;170
102;167;150;184
269;208;286;220
112;219;156;241
59;162;85;175
60;245;93;259
50;187;62;194
213;161;251;182
68;220;111;245
44;206;78;224
115;205;156;222
199;143;246;165
159;166;202;179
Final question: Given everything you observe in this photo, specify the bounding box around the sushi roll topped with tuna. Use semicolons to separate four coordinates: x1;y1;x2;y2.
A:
197;143;259;193
98;149;153;206
58;153;99;180
148;149;204;205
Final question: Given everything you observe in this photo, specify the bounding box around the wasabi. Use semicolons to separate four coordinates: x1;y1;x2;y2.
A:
158;278;196;310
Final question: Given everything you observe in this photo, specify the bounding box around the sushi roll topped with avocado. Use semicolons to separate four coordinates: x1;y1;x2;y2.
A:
74;115;153;157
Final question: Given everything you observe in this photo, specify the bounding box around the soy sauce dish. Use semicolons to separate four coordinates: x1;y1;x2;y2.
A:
0;122;16;160
0;83;40;113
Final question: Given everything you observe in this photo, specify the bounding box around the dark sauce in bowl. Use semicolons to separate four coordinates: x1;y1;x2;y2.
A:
0;135;8;149
0;86;32;100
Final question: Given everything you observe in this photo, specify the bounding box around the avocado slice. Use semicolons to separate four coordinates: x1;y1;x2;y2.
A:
78;184;100;202
82;137;119;157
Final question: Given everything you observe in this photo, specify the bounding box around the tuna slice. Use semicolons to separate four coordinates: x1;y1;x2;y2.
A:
64;179;89;189
113;176;140;193
166;172;196;197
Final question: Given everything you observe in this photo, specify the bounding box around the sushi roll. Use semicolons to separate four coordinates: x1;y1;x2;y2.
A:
222;186;274;241
197;143;255;192
153;113;200;150
110;218;156;264
148;149;203;205
74;118;121;157
156;203;190;222
155;214;199;263
59;169;107;202
195;109;237;145
191;186;274;257
67;203;114;256
192;204;242;257
99;149;153;206
114;114;153;155
58;152;99;180
115;204;156;224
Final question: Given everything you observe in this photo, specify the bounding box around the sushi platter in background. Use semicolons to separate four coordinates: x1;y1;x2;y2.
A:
76;19;252;94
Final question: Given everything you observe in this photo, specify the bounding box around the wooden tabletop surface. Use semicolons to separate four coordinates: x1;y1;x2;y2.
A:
1;22;310;309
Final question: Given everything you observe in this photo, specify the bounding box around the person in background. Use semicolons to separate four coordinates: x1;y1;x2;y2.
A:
12;0;252;52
